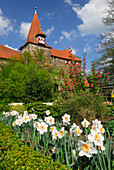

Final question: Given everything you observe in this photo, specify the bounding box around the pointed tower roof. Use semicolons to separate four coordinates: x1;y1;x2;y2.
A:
25;7;42;44
20;7;50;50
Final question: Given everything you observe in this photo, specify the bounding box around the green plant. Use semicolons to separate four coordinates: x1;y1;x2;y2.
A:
9;104;27;114
26;101;64;119
61;92;110;124
105;119;114;136
0;123;70;169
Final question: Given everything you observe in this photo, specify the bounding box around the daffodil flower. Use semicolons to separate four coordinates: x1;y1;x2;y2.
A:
78;140;97;158
88;129;104;146
81;118;90;128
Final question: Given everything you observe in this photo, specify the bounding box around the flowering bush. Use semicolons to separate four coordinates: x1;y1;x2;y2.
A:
1;110;113;169
58;47;110;98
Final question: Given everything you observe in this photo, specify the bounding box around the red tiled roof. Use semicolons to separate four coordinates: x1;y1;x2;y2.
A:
51;48;82;61
0;44;20;60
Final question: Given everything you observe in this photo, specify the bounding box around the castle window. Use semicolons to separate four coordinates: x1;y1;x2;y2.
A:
65;60;68;64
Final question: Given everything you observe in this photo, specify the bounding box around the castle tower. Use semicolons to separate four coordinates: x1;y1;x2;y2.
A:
19;7;52;56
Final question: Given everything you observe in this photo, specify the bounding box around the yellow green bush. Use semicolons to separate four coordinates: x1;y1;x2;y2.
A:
9;104;26;114
0;123;71;170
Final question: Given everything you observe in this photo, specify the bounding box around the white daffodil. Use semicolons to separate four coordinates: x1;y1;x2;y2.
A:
23;111;28;116
33;122;38;128
72;150;77;160
62;113;70;123
70;123;78;136
12;121;16;126
15;119;23;126
5;112;10;117
45;116;55;125
98;142;105;151
11;110;19;116
52;130;58;140
74;126;83;136
58;127;65;139
98;124;105;134
31;114;37;120
78;140;97;158
46;110;50;115
92;119;101;129
50;126;56;132
37;122;48;135
63;121;70;126
39;119;43;123
88;129;104;146
81;118;90;128
23;115;30;123
52;147;57;154
17;114;23;119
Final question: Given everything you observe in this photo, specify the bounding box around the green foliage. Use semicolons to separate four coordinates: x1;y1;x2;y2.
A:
0;123;71;170
61;92;110;124
0;51;55;103
26;101;64;119
9;105;26;114
105;119;114;136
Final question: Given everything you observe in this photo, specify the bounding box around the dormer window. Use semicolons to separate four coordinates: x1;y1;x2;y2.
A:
35;30;46;45
37;36;45;45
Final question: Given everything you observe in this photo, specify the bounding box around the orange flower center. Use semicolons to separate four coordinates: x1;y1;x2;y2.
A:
98;146;101;150
40;125;45;130
18;121;21;124
84;121;87;125
24;117;28;120
65;117;68;120
49;119;52;123
60;131;64;135
82;144;89;152
51;127;54;131
35;123;37;127
54;149;56;153
95;133;100;141
76;129;80;134
100;128;103;133
33;115;36;118
55;133;57;137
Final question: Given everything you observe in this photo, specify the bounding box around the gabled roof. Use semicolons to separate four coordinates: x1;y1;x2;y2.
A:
51;48;82;62
0;44;20;60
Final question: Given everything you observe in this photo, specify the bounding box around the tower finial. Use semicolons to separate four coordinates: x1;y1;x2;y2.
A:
35;6;37;14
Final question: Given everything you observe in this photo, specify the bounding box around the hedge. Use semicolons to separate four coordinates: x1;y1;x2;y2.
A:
0;123;71;170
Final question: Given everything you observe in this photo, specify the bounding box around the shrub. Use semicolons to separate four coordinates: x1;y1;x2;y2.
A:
26;101;64;119
9;104;27;114
0;123;71;170
61;92;110;124
0;53;55;104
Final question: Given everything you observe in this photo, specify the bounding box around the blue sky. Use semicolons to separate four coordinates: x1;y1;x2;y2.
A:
0;0;110;70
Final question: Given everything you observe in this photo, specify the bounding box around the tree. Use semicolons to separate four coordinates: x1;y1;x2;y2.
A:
96;0;114;82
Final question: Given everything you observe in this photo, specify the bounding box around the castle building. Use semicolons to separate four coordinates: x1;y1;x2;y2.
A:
0;7;82;70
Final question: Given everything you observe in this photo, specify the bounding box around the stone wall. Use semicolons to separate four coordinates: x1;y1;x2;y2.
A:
21;43;80;72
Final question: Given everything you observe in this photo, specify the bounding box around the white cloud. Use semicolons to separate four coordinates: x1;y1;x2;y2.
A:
0;8;13;36
84;44;91;53
46;11;54;19
64;0;73;6
60;36;64;40
5;44;18;51
54;41;58;44
20;22;31;39
71;47;78;55
61;30;77;40
72;0;110;36
45;26;54;36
